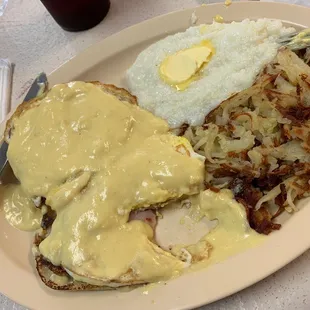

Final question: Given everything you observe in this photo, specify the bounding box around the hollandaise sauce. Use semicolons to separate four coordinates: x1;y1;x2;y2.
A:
187;189;265;270
2;184;43;231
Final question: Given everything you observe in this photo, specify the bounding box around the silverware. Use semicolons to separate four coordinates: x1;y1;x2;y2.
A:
278;28;310;51
0;72;48;175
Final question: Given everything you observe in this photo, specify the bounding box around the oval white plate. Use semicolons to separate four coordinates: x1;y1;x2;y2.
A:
1;2;310;310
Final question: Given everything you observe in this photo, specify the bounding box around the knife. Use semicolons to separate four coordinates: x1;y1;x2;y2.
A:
0;72;48;174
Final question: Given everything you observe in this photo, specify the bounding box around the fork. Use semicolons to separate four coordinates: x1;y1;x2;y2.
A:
278;28;310;51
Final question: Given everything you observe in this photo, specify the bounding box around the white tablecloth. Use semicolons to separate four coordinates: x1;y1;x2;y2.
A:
1;0;310;309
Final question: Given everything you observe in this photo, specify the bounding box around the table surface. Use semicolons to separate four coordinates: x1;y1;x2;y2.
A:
1;0;310;309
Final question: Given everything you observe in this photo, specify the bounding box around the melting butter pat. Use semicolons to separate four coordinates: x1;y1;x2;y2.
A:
160;47;211;83
159;41;215;90
224;0;232;7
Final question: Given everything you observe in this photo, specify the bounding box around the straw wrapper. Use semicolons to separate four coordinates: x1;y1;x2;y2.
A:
0;0;8;16
0;59;13;123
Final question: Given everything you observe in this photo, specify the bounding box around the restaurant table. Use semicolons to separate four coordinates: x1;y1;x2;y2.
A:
1;0;310;309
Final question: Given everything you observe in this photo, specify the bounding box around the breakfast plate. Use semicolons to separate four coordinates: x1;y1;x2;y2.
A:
1;2;310;310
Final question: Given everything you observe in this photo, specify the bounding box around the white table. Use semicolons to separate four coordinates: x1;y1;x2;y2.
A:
1;0;310;309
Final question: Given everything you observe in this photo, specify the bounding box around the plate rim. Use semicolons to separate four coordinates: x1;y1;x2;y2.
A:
47;1;310;86
1;2;310;310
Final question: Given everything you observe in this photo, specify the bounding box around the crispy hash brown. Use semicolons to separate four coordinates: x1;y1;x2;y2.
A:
182;48;310;235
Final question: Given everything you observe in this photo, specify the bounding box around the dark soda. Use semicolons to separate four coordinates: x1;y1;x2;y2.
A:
40;0;111;32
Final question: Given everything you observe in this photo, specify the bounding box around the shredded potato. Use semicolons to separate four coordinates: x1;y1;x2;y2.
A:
181;48;310;235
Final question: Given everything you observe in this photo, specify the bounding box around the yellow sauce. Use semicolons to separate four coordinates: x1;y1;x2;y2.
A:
159;40;215;90
214;15;224;23
225;0;232;7
188;189;265;268
2;184;42;231
3;81;204;285
171;239;211;264
142;188;265;291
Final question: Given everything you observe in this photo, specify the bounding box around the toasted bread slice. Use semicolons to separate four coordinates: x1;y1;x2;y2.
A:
33;227;145;291
4;82;137;144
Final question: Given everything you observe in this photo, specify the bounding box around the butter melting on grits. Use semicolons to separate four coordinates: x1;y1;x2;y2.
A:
4;81;205;284
159;40;215;90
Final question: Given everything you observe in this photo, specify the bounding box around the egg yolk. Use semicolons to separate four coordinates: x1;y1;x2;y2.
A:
159;40;215;91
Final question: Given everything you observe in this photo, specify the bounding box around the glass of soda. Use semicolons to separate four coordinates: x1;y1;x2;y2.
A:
40;0;111;32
